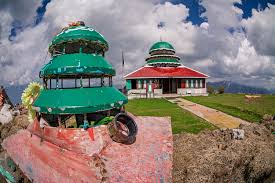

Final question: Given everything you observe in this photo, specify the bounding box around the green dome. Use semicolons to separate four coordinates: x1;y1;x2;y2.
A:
50;26;108;50
149;41;175;52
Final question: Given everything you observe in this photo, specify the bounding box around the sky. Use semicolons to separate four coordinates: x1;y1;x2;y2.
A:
0;0;275;89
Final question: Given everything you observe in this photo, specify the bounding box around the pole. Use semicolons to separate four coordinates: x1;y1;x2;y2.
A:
121;50;125;93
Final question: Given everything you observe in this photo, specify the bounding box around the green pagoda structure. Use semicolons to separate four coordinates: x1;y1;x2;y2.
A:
33;21;128;127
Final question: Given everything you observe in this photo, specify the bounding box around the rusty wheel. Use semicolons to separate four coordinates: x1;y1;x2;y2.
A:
108;113;138;145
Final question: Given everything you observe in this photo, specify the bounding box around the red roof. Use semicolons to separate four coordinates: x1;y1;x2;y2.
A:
124;66;208;79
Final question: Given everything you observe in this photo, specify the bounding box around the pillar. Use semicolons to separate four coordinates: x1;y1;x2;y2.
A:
126;80;132;90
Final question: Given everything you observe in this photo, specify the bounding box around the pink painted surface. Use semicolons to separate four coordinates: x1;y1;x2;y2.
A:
2;116;173;183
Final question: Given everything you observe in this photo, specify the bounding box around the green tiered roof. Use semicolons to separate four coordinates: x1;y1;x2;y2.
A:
33;87;127;114
34;22;127;114
40;53;115;77
146;41;181;66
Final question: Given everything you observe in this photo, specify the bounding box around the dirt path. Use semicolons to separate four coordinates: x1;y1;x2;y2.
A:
167;98;249;129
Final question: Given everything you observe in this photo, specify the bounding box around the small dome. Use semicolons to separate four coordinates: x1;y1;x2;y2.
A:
49;24;108;51
149;41;175;53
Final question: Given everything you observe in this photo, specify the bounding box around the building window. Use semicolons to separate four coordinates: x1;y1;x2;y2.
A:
143;80;147;89
137;80;142;89
190;79;194;88
154;79;160;89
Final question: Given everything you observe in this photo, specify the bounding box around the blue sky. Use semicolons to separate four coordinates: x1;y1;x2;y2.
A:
9;0;275;38
1;0;275;89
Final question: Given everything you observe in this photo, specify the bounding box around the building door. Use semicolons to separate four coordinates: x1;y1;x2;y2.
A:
163;79;170;94
162;78;177;94
171;79;177;93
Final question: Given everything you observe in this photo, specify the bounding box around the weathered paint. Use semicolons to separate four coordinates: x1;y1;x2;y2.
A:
40;53;115;77
50;25;108;49
2;115;173;183
0;164;16;183
33;87;127;114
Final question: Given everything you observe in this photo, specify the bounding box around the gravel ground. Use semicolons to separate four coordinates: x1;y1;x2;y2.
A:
173;122;275;183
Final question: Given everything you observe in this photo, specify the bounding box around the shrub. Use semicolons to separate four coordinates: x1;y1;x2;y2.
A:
207;86;214;94
218;86;225;94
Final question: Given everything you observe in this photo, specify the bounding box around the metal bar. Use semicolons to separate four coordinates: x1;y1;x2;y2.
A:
56;76;59;89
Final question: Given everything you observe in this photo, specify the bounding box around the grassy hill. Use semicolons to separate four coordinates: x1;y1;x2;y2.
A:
184;94;275;122
126;98;215;134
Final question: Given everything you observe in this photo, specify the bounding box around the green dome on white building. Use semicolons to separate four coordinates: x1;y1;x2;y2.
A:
149;41;175;53
146;41;181;67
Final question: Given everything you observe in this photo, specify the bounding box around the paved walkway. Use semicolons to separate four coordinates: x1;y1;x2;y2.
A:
167;98;249;129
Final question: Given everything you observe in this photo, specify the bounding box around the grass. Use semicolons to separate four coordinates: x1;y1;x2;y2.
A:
126;98;215;134
184;94;275;123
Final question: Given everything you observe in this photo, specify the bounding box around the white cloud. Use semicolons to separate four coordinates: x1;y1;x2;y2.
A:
0;0;274;89
223;39;274;76
242;4;275;56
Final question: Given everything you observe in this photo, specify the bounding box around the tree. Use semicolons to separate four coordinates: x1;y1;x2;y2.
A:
207;86;214;94
218;86;225;94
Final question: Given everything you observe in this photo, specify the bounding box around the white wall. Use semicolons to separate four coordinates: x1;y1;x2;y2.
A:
177;88;207;96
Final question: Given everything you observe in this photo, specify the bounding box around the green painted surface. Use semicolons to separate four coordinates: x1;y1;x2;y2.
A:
33;87;127;114
149;41;175;52
0;164;16;183
40;53;115;77
50;26;108;48
126;80;132;90
147;58;180;65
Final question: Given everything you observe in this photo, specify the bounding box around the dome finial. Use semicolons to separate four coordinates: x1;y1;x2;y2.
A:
69;21;85;27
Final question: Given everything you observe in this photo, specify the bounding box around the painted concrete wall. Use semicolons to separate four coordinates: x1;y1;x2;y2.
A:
127;88;207;99
177;88;207;95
